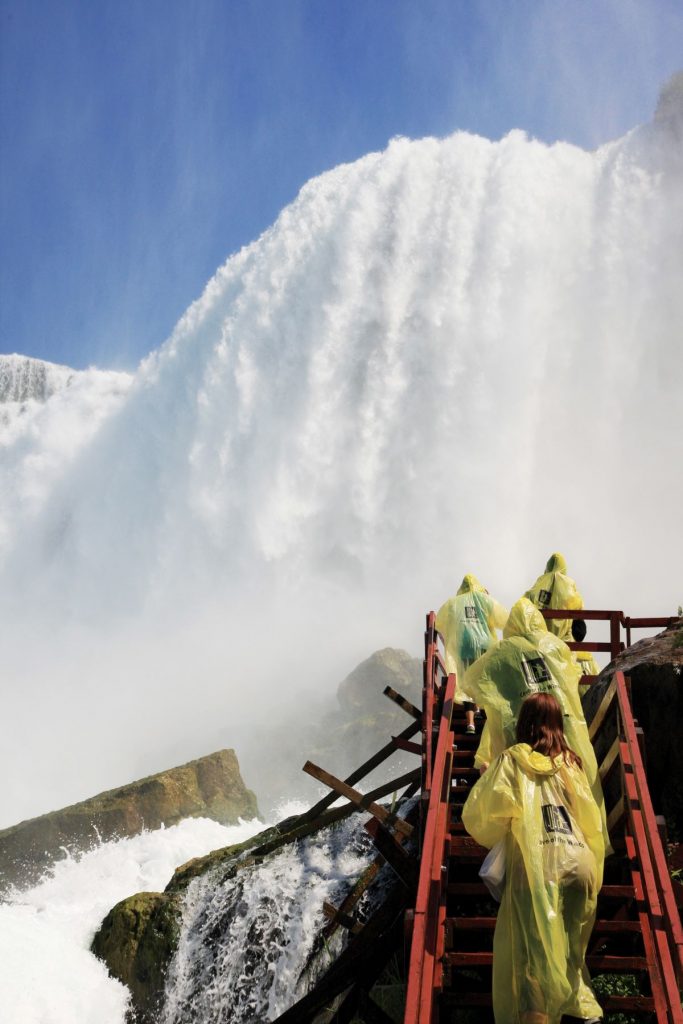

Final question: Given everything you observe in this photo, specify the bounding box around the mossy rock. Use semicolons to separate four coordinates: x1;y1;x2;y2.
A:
92;890;182;1020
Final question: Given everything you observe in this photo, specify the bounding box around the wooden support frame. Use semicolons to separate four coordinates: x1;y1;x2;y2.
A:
303;762;414;838
384;685;422;720
365;817;419;890
295;718;422;827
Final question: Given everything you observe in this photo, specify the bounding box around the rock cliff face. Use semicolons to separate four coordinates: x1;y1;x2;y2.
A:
0;749;259;892
241;647;422;811
584;617;683;839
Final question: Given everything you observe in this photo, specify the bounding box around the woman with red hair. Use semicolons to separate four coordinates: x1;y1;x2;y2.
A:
463;692;605;1024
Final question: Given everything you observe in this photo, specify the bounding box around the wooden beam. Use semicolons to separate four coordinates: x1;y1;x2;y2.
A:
303;762;413;837
272;890;406;1022
599;736;620;783
606;794;626;835
295;718;421;826
322;901;362;935
365;818;418;890
323;800;420;940
392;736;421;756
588;675;617;741
384;685;421;720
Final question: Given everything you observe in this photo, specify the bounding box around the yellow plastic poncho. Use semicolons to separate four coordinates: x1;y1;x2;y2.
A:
462;743;605;1024
461;599;609;849
435;574;508;701
524;552;583;643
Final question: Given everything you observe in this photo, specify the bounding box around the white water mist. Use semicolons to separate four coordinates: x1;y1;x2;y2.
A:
1;78;681;826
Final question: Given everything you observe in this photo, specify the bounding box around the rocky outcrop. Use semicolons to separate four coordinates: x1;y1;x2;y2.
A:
584;617;683;840
0;749;259;892
91;820;294;1020
241;647;422;811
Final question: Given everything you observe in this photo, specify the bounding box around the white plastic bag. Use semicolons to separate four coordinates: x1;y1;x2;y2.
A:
479;838;506;902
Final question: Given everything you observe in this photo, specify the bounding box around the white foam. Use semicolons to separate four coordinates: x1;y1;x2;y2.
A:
0;817;262;1024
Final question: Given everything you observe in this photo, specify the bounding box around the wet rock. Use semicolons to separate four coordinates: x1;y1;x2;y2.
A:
583;618;683;839
0;749;259;892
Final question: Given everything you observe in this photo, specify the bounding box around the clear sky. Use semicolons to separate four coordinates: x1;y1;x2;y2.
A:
1;0;682;371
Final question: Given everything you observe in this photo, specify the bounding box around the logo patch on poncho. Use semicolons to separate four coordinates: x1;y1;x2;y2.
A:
538;588;552;607
542;804;572;835
521;656;552;689
464;605;477;620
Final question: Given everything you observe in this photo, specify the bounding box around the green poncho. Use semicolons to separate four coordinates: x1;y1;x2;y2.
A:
435;574;508;700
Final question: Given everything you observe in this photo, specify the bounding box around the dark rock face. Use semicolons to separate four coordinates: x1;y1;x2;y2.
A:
583;618;683;840
242;647;422;811
0;749;259;892
336;648;421;716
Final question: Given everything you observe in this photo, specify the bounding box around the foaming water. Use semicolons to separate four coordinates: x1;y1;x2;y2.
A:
162;812;379;1023
1;80;682;824
0;817;263;1024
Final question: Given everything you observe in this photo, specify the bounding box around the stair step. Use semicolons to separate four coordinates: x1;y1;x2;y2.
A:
445;917;643;936
446;882;637;900
450;735;480;748
439;992;656;1013
447;916;496;931
452;750;476;763
449;836;487;859
598;885;637;900
586;954;648;970
450;767;480;778
447;882;489;896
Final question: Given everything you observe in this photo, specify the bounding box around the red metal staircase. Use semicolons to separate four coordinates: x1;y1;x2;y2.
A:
404;610;683;1024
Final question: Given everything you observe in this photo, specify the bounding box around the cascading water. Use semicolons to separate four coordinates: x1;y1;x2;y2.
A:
0;78;681;827
0;816;263;1024
161;812;387;1023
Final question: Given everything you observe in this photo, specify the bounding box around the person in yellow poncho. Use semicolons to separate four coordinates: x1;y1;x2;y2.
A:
435;574;508;733
463;692;605;1024
524;552;583;643
461;598;609;850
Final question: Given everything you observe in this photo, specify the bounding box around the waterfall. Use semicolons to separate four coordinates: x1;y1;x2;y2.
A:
161;813;383;1023
1;77;681;827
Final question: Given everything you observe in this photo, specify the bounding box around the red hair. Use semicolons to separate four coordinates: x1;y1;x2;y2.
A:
516;692;582;768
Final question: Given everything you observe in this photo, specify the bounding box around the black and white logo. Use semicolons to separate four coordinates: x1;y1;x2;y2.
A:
521;656;552;689
538;589;552;607
464;605;477;620
542;804;572;835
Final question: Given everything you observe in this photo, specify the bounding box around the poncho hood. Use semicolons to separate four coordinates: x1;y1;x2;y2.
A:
457;573;486;595
545;552;568;573
503;598;547;640
508;742;564;776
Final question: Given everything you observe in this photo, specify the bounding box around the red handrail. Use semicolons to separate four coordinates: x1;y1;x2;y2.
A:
615;671;683;1009
405;618;455;1022
542;608;677;661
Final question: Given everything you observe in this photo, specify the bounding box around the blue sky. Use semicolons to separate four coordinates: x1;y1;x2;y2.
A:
1;0;682;371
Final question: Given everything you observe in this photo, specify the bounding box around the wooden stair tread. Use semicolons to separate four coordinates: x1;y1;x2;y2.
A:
444;952;647;970
439;992;656;1012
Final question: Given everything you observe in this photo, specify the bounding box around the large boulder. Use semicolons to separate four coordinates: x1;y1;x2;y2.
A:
240;647;422;812
583;618;683;840
336;648;422;716
0;749;259;892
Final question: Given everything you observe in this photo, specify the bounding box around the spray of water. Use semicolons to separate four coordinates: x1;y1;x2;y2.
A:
0;816;263;1024
1;78;681;827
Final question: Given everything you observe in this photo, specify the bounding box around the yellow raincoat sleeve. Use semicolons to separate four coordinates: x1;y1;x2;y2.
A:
462;752;520;849
474;720;493;770
434;602;448;637
488;599;508;633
